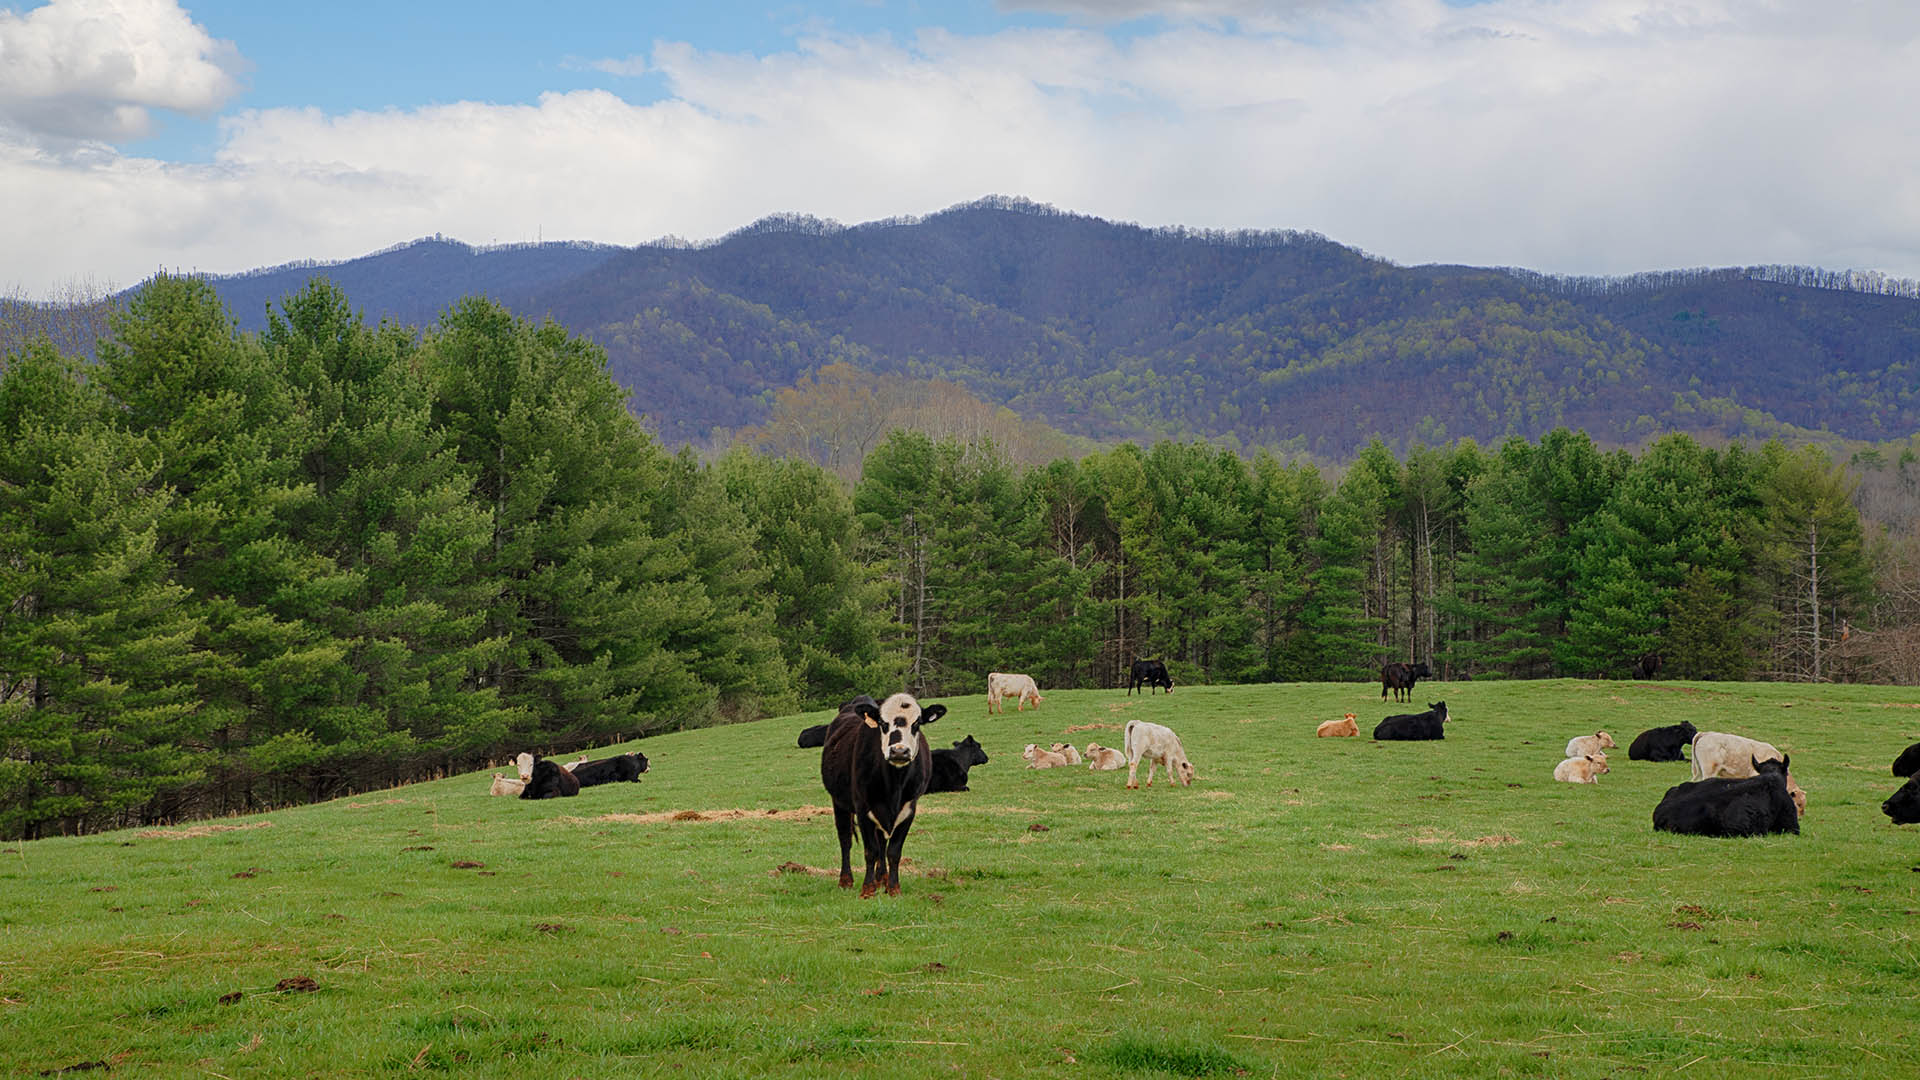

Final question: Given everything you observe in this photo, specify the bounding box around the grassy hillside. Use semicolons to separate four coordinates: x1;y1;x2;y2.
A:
5;680;1919;1078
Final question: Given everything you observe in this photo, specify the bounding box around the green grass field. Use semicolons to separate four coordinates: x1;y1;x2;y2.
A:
4;679;1919;1078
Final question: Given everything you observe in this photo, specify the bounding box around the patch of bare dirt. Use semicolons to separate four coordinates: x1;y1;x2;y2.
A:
589;806;836;826
136;822;272;840
1065;722;1121;733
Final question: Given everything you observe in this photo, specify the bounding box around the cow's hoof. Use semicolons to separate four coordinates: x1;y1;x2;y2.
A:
886;884;901;897
859;883;878;899
838;874;854;888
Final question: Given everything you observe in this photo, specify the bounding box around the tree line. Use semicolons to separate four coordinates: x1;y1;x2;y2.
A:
0;276;1891;839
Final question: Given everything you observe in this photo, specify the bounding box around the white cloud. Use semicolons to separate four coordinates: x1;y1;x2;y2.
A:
0;0;244;143
565;53;650;77
4;0;1920;296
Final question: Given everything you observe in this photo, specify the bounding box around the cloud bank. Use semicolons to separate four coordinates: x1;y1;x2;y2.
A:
3;0;1918;296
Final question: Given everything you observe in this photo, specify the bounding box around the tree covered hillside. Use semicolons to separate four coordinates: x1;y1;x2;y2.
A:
176;197;1920;456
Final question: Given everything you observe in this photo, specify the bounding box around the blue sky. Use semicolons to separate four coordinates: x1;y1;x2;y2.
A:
3;0;1918;294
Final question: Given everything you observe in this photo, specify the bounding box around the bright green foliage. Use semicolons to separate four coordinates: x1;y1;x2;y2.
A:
424;299;710;741
1665;566;1747;680
1302;460;1388;680
1014;458;1112;689
714;448;896;707
1751;444;1875;681
0;344;206;837
1442;440;1556;678
260;280;514;788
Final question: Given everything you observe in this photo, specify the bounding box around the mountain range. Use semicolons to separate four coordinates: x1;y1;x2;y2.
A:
197;196;1920;456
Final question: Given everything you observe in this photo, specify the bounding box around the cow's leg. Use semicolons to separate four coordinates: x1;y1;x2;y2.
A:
833;806;856;888
1126;757;1140;789
885;810;915;896
1145;757;1158;787
857;814;884;899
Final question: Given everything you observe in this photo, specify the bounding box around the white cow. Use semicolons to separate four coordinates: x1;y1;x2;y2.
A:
1690;731;1808;815
1023;743;1071;769
1564;731;1616;758
489;773;526;796
1049;742;1083;765
987;672;1044;714
1084;743;1126;770
1552;754;1610;784
1123;719;1195;789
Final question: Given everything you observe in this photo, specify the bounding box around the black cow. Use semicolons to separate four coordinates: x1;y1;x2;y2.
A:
797;723;829;749
927;735;989;793
518;758;581;799
820;692;945;898
571;752;648;787
1628;721;1698;763
1632;652;1664;680
1884;775;1920;824
1127;659;1174;695
1380;661;1432;702
1652;757;1800;837
1892;741;1920;778
1373;701;1449;741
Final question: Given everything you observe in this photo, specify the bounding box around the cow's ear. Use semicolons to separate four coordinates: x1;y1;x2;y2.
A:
862;714;880;729
1779;753;1790;771
917;704;945;726
856;702;882;726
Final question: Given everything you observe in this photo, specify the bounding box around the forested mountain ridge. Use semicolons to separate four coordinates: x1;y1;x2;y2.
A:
187;197;1920;455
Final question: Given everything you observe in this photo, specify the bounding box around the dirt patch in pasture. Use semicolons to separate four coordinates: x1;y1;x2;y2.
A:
1320;843;1356;852
136;822;273;840
344;799;409;809
1410;830;1521;848
588;806;837;825
1065;723;1121;733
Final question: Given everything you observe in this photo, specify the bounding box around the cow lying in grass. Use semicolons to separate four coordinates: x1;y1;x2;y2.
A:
1374;702;1448;741
1691;731;1807;815
1564;731;1615;758
519;758;580;799
571;752;648;787
1024;743;1071;769
1084;743;1125;770
1049;742;1083;765
1892;742;1920;778
1884;775;1920;824
928;736;988;793
1653;756;1799;837
1316;714;1359;738
489;773;526;796
1553;754;1610;784
1628;721;1697;762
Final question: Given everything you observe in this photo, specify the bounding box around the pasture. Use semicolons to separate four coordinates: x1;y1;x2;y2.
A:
3;679;1918;1078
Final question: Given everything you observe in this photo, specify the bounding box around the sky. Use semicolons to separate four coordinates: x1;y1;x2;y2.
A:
2;0;1918;297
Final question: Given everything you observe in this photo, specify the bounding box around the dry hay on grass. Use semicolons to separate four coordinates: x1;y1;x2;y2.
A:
1065;722;1122;733
1409;829;1522;848
586;806;835;826
136;821;273;840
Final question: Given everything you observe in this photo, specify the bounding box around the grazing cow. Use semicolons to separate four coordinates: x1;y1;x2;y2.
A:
1628;721;1698;763
1049;742;1083;765
488;773;526;797
1632;652;1664;680
518;758;581;799
797;723;829;749
571;752;648;787
1380;661;1433;703
1316;713;1360;738
927;735;988;793
1691;732;1806;815
1564;731;1617;759
1126;659;1174;695
513;751;535;782
1084;743;1126;770
819;693;945;898
1892;741;1920;778
1653;757;1800;837
1884;775;1920;824
1373;701;1449;741
1123;719;1195;789
1023;743;1072;769
986;672;1045;714
1553;754;1610;784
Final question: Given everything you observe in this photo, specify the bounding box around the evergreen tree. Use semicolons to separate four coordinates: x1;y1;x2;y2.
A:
1303;461;1388;680
0;344;206;838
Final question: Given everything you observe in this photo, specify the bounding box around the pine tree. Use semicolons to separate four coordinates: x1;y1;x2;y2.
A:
0;344;206;838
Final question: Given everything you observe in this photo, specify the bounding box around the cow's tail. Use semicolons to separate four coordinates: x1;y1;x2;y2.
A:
1124;718;1140;759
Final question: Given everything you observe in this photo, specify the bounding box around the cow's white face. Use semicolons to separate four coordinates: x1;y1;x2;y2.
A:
514;752;534;782
865;692;944;766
